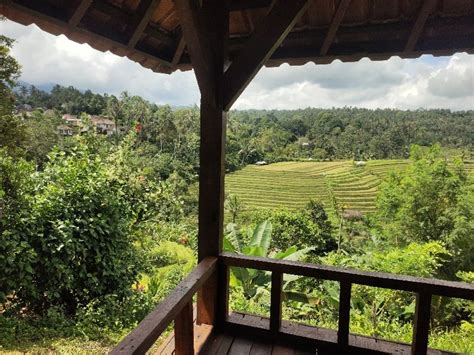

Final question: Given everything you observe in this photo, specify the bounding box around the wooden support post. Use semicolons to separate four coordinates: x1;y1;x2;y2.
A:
338;281;352;351
412;292;432;355
176;0;229;326
270;271;283;334
174;301;194;355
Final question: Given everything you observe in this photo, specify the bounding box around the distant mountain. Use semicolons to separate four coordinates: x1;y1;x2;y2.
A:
15;80;56;93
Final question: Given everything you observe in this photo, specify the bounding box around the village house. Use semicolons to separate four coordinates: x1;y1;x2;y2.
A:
57;124;73;136
91;116;116;135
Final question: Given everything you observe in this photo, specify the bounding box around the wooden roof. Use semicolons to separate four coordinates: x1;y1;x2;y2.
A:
1;0;474;74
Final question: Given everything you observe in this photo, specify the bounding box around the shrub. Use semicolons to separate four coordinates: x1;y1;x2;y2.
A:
0;150;37;304
1;143;142;314
252;209;336;254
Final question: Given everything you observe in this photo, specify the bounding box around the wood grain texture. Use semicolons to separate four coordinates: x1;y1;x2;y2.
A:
223;0;311;110
110;257;217;354
320;0;352;55
221;253;474;299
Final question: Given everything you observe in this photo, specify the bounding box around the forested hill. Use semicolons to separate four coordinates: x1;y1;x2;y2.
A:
228;108;473;163
14;84;474;167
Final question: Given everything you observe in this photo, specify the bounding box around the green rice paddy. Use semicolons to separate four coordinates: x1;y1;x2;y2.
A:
226;159;474;215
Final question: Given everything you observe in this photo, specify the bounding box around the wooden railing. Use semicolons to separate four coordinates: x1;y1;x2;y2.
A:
220;253;474;355
110;257;217;355
111;254;474;355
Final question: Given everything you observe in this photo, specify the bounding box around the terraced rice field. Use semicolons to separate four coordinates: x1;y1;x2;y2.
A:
226;159;474;215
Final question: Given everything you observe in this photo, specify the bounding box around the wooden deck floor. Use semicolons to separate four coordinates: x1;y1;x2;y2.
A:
200;333;317;355
155;312;455;355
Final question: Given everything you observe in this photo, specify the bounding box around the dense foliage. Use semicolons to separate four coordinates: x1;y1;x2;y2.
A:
1;38;472;353
12;84;474;171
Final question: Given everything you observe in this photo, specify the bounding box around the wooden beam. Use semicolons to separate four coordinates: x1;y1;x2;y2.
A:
110;257;217;355
174;0;216;97
337;281;352;350
411;292;432;355
223;0;310;111
171;35;186;67
229;0;272;11
1;1;173;68
221;253;474;300
127;0;162;48
174;301;194;355
91;1;175;47
319;0;351;56
270;271;283;334
405;0;437;52
68;0;93;26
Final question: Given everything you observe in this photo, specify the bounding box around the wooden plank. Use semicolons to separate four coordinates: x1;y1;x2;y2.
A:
174;301;194;355
337;281;352;350
127;0;162;48
270;272;283;334
90;1;175;47
319;0;351;55
110;257;217;355
216;334;235;355
223;0;310;110
405;0;437;52
250;341;273;355
68;0;92;26
229;336;254;354
272;344;295;355
412;292;432;355
220;253;474;300
174;0;217;97
1;1;173;69
171;36;186;67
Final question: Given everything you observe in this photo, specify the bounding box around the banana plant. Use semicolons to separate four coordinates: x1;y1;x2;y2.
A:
223;221;315;301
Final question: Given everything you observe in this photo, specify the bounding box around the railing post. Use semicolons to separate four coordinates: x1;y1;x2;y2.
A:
412;292;432;355
175;301;194;355
338;281;352;351
217;262;230;326
270;271;283;334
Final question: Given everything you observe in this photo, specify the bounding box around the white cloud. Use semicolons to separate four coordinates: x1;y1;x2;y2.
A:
1;19;473;110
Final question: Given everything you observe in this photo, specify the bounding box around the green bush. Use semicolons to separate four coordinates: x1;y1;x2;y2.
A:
252;209;336;254
0;150;37;304
1;143;142;313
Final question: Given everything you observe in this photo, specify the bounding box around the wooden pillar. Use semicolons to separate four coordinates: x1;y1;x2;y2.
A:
196;0;229;326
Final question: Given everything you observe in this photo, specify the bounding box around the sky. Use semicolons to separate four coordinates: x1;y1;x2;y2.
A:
1;19;473;110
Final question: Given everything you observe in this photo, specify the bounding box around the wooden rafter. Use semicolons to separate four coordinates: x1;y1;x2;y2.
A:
405;0;437;52
91;1;175;47
68;0;93;26
174;0;216;97
127;0;162;48
319;0;351;56
229;0;272;11
1;1;173;68
223;0;310;111
171;36;186;67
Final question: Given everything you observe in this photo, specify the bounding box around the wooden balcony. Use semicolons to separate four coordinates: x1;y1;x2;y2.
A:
111;254;474;355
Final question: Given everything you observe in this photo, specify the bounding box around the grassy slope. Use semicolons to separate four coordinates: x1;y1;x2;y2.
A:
226;159;474;215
